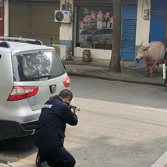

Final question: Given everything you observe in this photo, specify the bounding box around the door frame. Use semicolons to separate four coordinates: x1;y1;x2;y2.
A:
0;3;4;36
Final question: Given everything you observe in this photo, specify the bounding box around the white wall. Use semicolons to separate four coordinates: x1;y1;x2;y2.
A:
59;0;73;41
60;23;73;41
135;0;151;45
74;47;112;60
4;0;9;36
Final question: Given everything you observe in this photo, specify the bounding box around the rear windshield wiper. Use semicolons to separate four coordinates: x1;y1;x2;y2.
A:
32;74;52;80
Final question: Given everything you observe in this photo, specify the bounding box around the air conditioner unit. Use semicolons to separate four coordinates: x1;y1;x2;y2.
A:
52;44;69;60
54;10;71;23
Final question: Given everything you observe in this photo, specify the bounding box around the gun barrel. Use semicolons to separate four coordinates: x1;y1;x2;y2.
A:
77;108;80;111
70;105;80;111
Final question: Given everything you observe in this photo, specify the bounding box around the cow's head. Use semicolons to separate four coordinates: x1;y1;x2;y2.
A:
135;42;152;63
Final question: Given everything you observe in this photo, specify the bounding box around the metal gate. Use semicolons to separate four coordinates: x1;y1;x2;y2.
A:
121;4;137;61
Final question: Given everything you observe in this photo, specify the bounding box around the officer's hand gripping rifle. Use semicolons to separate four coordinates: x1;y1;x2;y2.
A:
70;105;80;112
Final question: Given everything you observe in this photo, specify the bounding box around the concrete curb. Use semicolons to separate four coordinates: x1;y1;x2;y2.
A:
67;71;164;87
64;60;165;87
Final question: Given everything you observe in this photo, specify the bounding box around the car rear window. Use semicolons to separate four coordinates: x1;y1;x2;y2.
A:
12;50;65;81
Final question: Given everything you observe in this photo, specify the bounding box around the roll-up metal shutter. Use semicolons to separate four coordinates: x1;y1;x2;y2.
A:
9;1;60;45
149;0;167;43
31;2;60;45
9;2;30;37
121;4;137;61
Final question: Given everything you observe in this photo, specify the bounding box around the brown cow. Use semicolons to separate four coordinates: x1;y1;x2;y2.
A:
135;41;165;77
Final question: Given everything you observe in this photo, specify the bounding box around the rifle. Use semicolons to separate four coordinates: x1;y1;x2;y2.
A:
70;105;80;112
49;96;80;111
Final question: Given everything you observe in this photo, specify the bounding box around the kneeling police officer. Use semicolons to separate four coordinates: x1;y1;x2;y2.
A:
34;89;78;167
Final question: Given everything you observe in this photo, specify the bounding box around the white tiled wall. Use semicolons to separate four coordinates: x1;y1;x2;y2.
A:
135;0;151;45
74;47;112;60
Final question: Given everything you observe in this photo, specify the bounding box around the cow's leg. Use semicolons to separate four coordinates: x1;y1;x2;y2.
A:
145;64;149;77
156;64;159;73
149;65;156;77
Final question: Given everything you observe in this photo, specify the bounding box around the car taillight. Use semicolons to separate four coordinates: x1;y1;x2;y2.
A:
63;76;70;87
8;86;39;101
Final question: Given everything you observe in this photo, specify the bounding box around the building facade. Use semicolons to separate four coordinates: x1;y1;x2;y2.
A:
1;0;167;62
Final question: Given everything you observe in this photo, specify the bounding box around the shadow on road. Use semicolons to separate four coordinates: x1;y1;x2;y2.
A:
70;135;167;167
0;135;37;162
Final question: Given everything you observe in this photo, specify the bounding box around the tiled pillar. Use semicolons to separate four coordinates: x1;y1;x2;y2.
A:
59;0;73;51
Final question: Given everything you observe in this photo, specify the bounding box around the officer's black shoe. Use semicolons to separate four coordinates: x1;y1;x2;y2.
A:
36;155;45;167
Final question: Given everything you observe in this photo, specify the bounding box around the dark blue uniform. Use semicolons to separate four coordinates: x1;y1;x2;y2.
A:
34;95;78;167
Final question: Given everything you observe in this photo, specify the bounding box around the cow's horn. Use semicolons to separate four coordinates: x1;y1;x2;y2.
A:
139;41;144;47
143;43;152;51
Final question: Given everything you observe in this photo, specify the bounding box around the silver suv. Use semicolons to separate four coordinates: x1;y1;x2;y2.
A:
0;37;70;141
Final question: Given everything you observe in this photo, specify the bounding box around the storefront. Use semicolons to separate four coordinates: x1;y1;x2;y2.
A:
73;0;113;60
73;0;138;61
8;0;60;45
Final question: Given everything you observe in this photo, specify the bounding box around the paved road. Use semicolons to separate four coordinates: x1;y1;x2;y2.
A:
69;76;167;167
0;76;167;167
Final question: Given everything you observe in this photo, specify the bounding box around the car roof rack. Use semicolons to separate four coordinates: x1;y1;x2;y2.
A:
0;36;43;45
0;42;10;48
